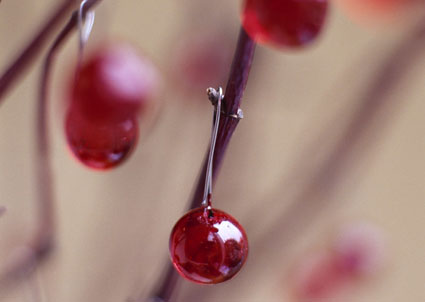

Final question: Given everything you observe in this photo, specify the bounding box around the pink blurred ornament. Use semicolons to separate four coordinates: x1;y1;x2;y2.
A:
333;222;387;277
290;222;387;301
172;30;233;91
291;251;343;301
334;0;422;25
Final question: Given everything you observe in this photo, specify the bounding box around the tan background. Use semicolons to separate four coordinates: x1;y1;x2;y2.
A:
0;0;424;301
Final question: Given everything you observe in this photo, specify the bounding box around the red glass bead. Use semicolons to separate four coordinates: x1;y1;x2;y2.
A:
65;106;138;170
169;207;248;284
70;43;158;123
241;0;328;48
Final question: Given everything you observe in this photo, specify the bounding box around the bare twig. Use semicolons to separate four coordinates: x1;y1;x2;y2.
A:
145;27;256;302
0;0;75;101
0;206;6;217
0;0;102;102
0;0;103;290
257;17;425;244
23;268;43;302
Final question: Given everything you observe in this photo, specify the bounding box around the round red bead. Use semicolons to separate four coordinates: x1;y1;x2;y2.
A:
70;43;158;123
241;0;328;48
65;106;138;170
169;207;248;284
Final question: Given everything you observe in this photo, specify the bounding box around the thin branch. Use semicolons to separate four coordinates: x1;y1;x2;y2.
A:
23;269;43;302
0;0;102;102
0;0;103;290
147;27;256;302
0;0;75;101
190;27;256;209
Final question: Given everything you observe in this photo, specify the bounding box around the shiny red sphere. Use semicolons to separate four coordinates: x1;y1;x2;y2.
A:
241;0;328;48
169;207;248;284
70;43;158;123
65;106;138;170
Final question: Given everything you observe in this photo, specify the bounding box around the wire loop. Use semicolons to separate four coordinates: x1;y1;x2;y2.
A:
77;0;95;62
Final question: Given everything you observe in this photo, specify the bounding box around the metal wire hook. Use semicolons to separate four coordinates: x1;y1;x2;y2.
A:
202;87;224;208
77;0;95;61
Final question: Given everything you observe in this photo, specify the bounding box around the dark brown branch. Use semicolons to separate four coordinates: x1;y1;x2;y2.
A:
33;5;80;268
0;0;102;290
148;27;256;302
0;0;102;102
189;27;256;209
0;0;75;101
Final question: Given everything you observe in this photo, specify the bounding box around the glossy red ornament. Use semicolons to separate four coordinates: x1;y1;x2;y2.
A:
65;106;138;170
169;207;248;284
241;0;328;48
70;43;158;122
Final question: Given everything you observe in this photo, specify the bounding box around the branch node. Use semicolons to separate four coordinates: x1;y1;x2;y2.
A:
206;87;244;119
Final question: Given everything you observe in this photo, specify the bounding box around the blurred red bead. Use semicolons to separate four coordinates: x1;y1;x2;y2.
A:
334;0;421;25
65;106;138;170
291;251;343;301
70;43;159;123
241;0;328;48
169;207;248;284
172;30;233;90
333;222;387;277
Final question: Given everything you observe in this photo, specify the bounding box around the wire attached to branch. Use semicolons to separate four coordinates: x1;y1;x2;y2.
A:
202;87;224;208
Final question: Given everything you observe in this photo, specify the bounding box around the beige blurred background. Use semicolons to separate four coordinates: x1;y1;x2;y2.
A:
0;0;424;301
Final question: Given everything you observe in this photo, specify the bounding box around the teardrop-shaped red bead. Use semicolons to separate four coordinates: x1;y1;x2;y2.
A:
241;0;328;48
65;106;138;170
169;207;249;284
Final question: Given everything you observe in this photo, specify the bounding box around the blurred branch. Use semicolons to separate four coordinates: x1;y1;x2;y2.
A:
249;16;425;271
0;0;75;101
145;27;256;302
0;0;103;292
0;0;102;102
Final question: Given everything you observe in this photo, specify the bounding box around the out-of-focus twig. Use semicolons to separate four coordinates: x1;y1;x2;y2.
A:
23;268;43;302
0;0;103;291
254;17;425;249
0;206;6;217
0;0;75;101
0;0;102;102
